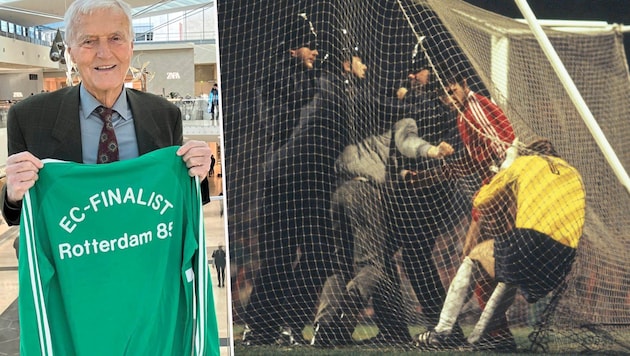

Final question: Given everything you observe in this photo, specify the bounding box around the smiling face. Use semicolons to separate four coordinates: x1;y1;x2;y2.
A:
66;8;133;106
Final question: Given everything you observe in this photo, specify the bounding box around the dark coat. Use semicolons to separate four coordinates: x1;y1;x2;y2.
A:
212;248;227;268
1;85;183;225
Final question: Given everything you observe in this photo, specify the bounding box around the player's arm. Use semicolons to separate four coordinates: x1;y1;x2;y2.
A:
481;94;515;145
394;118;454;159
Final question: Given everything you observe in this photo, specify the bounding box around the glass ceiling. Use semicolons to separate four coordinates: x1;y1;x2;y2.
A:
132;0;214;20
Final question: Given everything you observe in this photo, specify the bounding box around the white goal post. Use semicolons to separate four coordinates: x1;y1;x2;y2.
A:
514;0;630;196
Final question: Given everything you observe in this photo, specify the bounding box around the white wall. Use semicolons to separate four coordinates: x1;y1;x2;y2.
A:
0;72;44;101
133;44;196;97
0;37;58;70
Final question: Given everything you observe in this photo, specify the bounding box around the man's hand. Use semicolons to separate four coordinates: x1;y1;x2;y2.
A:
437;141;455;157
177;140;213;179
427;141;454;159
396;87;409;100
5;151;44;204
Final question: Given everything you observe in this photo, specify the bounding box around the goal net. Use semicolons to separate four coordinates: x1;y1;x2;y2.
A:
218;0;630;352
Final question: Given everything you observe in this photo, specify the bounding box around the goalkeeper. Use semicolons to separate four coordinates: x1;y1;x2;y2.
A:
414;139;586;352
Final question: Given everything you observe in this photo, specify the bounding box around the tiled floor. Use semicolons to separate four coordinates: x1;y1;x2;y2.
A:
0;175;232;355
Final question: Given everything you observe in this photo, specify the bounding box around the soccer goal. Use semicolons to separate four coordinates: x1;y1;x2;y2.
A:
218;0;630;353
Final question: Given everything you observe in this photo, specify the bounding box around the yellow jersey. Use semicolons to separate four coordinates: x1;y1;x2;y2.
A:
474;155;585;248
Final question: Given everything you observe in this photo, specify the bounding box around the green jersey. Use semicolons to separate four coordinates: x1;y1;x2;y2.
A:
19;146;219;356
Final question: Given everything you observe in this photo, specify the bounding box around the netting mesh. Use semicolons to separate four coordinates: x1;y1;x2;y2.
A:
427;0;630;352
219;0;630;352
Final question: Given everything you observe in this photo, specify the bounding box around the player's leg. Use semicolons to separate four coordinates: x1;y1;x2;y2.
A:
468;282;517;352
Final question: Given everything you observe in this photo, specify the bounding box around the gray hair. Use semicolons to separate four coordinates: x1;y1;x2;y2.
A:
64;0;134;46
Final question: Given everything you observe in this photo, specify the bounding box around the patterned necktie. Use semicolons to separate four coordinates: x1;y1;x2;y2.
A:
95;106;119;164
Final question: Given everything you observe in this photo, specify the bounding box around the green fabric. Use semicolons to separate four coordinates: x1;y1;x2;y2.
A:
19;146;219;356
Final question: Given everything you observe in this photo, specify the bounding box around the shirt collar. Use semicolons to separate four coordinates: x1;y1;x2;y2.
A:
79;84;130;120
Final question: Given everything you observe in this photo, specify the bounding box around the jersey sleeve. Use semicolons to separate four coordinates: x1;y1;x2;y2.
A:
187;176;220;356
19;191;56;356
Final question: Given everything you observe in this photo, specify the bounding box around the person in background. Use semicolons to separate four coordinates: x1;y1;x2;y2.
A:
436;63;515;182
369;44;467;346
218;191;224;217
309;34;373;346
431;62;517;344
396;42;433;101
207;83;220;119
312;116;455;346
209;153;216;176
212;245;227;288
307;34;457;348
415;139;586;352
242;10;322;346
200;174;211;205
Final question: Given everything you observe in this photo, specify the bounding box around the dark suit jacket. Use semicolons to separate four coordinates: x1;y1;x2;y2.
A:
1;85;184;225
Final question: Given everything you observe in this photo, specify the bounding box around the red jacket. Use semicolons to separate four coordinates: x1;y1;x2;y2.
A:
457;91;515;164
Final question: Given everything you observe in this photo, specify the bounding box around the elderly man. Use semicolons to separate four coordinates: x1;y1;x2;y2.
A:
2;0;212;226
2;0;216;355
